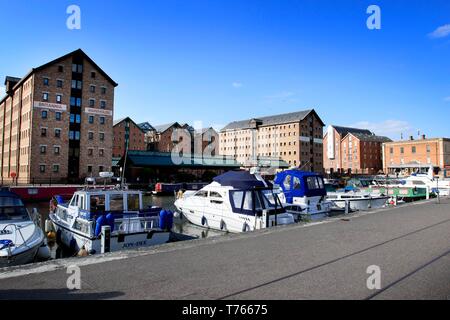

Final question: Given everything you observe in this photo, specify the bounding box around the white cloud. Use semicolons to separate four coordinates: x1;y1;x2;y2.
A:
0;86;5;97
232;82;243;88
428;24;450;39
264;91;298;103
350;120;413;139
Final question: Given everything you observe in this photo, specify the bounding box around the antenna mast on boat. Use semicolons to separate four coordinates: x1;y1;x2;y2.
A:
121;137;129;190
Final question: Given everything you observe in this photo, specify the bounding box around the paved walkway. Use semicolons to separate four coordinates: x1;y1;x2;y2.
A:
1;198;449;300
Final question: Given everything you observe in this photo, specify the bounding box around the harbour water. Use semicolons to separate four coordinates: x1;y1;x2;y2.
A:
25;195;225;259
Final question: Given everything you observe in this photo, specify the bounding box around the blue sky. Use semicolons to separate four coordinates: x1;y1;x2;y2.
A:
1;0;450;139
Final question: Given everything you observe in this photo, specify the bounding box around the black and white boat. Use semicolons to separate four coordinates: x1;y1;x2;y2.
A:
49;174;171;254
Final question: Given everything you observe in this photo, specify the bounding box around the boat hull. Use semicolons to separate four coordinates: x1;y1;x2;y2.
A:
0;237;43;268
176;201;293;233
50;216;170;254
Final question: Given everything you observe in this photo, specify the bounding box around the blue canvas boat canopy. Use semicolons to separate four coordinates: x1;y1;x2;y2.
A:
274;170;326;202
213;171;271;190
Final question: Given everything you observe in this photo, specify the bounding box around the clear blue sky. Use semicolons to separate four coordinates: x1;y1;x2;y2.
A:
1;0;450;139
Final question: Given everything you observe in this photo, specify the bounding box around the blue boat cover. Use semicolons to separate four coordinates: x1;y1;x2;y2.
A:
274;170;326;203
213;171;271;190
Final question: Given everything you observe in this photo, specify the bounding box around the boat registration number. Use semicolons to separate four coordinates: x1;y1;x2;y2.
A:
122;240;147;249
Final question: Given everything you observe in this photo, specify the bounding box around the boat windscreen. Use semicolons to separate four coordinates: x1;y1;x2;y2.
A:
0;206;29;221
0;197;24;207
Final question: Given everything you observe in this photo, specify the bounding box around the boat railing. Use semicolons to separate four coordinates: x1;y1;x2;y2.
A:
113;215;161;234
1;223;29;257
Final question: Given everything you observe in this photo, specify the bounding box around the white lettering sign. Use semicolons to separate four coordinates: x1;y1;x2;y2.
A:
33;101;67;111
85;108;112;116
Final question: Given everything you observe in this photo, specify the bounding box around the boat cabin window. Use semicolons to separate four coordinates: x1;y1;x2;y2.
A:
209;191;222;198
78;195;85;210
293;177;301;190
230;190;283;215
110;194;124;211
283;176;292;190
70;194;79;207
0;205;29;221
306;176;324;190
195;190;208;197
90;195;106;213
127;194;140;211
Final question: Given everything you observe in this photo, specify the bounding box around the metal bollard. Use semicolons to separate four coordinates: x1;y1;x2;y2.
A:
345;200;350;214
101;225;111;254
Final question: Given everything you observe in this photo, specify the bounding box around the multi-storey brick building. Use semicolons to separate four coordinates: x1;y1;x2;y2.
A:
143;122;193;153
113;117;146;157
220;109;325;172
0;49;117;184
194;127;219;156
323;125;391;175
382;136;450;176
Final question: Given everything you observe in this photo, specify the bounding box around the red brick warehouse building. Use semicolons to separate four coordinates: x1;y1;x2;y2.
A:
323;125;391;175
0;49;117;184
113;117;147;158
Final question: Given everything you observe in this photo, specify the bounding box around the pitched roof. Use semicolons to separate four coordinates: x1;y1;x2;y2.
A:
153;122;181;133
221;109;324;131
331;125;372;136
113;117;146;133
349;132;392;143
1;49;118;104
138;122;155;132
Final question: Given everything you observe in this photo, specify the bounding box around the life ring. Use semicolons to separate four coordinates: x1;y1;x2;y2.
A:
220;219;226;231
201;216;207;226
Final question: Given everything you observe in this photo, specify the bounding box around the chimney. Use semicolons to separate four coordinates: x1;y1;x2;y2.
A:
409;136;414;141
422;134;426;140
4;76;21;95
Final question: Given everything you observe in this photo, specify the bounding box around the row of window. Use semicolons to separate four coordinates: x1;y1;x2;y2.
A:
41;110;106;124
389;146;424;154
41;92;108;109
39;164;106;174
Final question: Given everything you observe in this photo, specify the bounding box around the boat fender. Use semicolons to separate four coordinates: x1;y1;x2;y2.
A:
242;223;249;232
47;231;56;242
159;210;167;230
201;216;207;226
95;215;106;237
166;210;174;231
220;219;225;231
105;213;115;232
56;229;62;244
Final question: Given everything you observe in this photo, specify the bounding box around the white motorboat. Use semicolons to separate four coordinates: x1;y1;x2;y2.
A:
174;170;295;233
49;174;171;254
273;170;333;217
0;189;46;268
325;191;389;211
401;168;450;196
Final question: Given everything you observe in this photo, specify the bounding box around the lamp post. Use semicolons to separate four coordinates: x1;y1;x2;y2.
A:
436;176;440;204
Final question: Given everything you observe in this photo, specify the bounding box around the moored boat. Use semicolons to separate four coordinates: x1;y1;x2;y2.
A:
0;189;47;268
274;170;333;218
174;170;295;233
49;174;171;254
